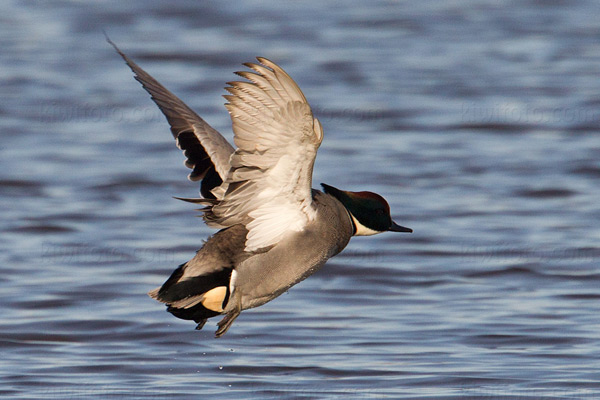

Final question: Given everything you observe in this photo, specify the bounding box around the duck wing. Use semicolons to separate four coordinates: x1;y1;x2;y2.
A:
206;58;324;252
108;38;234;199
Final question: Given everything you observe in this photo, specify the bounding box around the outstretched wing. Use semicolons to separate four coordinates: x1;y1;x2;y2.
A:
108;37;234;199
206;58;324;251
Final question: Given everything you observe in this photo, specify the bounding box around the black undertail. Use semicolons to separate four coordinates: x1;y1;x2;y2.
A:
155;263;233;325
166;303;220;325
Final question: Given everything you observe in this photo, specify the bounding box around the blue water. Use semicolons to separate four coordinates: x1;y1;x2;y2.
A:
2;1;600;398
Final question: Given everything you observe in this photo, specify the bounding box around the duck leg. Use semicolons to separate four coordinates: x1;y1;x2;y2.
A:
215;310;240;338
194;319;207;330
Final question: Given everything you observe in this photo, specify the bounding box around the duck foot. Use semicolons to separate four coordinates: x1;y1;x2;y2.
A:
215;311;240;338
195;319;207;330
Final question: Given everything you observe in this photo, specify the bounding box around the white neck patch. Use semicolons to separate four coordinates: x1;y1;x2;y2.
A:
350;214;383;236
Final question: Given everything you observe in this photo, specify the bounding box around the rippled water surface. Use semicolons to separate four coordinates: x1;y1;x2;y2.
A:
2;1;600;399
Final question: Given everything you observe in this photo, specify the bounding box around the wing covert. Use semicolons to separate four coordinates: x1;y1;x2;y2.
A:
206;58;324;251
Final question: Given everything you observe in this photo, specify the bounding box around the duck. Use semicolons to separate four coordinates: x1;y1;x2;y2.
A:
109;38;412;337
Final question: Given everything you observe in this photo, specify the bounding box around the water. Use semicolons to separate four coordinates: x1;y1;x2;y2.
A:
2;1;600;398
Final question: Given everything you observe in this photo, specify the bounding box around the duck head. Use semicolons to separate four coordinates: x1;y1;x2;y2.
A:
321;183;412;236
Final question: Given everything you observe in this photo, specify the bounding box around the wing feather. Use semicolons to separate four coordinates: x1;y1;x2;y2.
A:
108;37;234;198
111;40;325;248
206;58;324;251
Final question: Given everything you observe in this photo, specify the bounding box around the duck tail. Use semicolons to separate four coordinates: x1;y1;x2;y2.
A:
147;262;186;303
172;196;217;205
148;261;232;331
148;287;161;300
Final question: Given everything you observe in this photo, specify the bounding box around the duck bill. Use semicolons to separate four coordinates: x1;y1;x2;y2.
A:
389;221;412;233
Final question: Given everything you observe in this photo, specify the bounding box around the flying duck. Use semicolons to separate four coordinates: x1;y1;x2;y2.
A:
110;39;412;337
